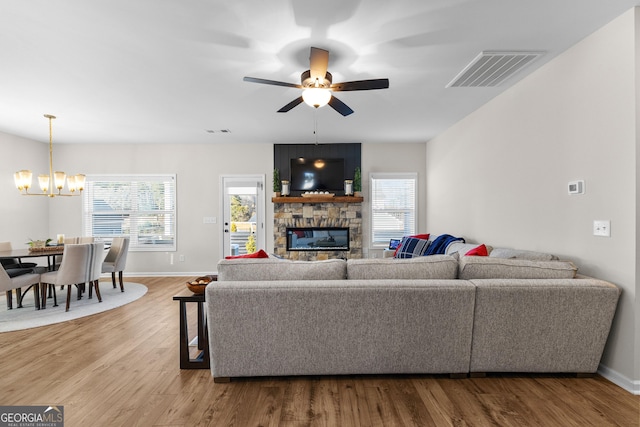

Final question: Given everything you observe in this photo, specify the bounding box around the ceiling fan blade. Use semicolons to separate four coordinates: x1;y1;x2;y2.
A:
328;95;354;116
277;96;304;113
243;76;302;89
331;78;390;92
309;47;329;81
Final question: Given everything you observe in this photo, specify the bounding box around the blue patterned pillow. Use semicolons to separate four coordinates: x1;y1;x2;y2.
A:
394;236;431;258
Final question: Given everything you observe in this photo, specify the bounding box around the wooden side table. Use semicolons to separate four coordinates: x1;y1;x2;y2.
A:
173;288;211;369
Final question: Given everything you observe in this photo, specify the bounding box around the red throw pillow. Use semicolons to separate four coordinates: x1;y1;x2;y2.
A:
465;244;488;256
393;233;430;257
225;249;269;260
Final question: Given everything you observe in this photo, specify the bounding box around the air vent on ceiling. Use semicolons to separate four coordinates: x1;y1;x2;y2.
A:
447;51;544;88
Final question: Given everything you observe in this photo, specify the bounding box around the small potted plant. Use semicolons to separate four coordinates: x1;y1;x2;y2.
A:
273;168;281;197
353;167;362;197
27;238;52;250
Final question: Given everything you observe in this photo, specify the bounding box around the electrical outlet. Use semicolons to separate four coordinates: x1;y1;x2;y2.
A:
593;220;611;237
179;254;185;262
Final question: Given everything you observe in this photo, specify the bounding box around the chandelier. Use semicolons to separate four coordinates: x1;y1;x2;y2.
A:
14;114;85;197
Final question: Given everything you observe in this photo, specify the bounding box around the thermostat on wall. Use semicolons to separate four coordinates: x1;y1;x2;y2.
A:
568;180;584;195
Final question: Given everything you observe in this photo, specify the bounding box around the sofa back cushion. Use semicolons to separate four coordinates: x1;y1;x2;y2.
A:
347;255;458;280
458;256;577;280
489;248;558;261
217;258;347;281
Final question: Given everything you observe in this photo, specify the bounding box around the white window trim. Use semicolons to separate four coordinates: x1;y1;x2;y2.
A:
82;174;177;252
370;172;418;249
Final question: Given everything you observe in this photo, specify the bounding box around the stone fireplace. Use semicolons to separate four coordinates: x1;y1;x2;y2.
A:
273;198;362;260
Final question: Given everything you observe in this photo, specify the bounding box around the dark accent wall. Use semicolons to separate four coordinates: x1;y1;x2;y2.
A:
274;143;361;195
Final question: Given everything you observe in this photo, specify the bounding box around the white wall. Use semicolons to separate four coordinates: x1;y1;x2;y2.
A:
45;142;273;275
2;139;427;273
634;7;640;387
362;143;427;258
426;9;638;390
0;133;50;247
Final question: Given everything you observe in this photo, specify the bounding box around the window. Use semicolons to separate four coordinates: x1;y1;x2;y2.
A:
82;174;176;251
370;173;417;247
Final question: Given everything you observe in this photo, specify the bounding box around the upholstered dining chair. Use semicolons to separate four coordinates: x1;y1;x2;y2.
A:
0;241;38;271
102;237;129;292
56;237;94;270
40;243;101;312
63;237;95;244
87;242;106;300
0;263;41;310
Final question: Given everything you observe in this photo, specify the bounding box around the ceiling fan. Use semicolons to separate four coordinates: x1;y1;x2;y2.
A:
243;47;389;116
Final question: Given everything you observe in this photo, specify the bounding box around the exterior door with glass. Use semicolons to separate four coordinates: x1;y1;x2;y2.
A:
221;175;265;258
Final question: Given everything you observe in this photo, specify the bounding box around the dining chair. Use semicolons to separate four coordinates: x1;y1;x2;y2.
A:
87;242;105;301
63;237;95;244
0;241;38;271
101;237;129;292
0;263;41;310
56;236;95;272
40;243;99;311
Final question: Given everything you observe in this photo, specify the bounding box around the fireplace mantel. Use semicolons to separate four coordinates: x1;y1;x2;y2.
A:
272;196;363;204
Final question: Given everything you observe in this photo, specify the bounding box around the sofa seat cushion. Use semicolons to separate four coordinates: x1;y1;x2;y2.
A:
347;255;458;280
217;258;346;281
458;256;577;280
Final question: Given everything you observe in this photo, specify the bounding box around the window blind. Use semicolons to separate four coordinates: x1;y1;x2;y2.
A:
82;174;177;251
370;173;417;247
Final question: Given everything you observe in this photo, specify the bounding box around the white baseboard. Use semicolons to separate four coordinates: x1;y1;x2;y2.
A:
598;364;640;395
101;272;218;278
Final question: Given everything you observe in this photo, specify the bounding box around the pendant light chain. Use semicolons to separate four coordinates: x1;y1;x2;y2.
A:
47;114;56;195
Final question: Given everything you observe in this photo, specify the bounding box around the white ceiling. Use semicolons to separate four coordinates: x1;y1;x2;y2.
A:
1;0;638;146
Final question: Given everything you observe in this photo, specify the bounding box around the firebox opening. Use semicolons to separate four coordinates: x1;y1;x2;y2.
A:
286;227;350;251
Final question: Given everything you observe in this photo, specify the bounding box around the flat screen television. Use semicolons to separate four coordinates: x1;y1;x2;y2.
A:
290;157;345;192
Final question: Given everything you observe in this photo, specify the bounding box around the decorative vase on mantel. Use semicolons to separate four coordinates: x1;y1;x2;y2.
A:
281;180;290;196
344;180;353;196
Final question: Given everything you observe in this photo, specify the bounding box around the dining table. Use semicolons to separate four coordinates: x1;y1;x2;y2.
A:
0;246;65;272
0;246;65;308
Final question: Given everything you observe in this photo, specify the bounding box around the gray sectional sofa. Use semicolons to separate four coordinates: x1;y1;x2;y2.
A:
206;251;620;382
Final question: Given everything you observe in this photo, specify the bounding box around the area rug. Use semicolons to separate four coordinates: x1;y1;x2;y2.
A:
0;282;147;332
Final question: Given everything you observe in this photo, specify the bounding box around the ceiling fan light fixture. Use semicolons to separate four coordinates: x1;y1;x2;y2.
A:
302;88;332;108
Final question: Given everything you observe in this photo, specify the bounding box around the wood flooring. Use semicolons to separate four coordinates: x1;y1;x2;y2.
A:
0;276;637;427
